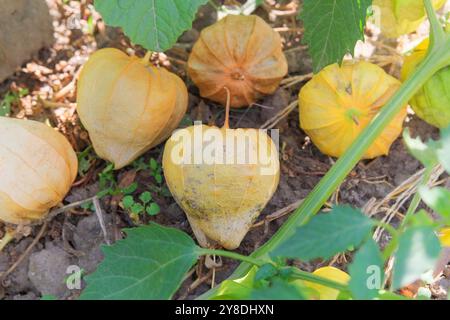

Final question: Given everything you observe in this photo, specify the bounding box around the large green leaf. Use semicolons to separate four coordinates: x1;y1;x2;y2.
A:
419;186;450;221
392;226;441;290
271;206;374;261
94;0;208;52
299;0;372;72
348;238;384;300
403;128;439;168
437;126;450;174
80;223;200;300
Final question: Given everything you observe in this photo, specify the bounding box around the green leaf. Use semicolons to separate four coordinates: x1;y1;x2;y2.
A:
210;267;258;300
0;94;12;117
155;173;163;184
403;128;439;168
392;226;441;290
437;125;450;174
146;202;160;216
299;0;372;72
132;157;150;171
348;238;384;300
250;279;305;300
419;186;450;220
131;203;144;214
80;223;200;299
403;209;435;228
18;88;29;97
97;188;112;199
254;263;278;282
139;191;152;204
94;0;208;52
40;295;57;300
271;206;374;261
149;158;158;171
121;182;138;195
122;195;134;209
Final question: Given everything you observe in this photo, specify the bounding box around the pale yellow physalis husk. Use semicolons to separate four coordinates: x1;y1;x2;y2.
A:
77;48;188;169
0;117;78;224
163;125;280;249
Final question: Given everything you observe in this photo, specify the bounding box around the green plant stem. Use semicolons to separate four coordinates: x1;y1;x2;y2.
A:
200;248;349;293
374;221;399;238
199;10;450;300
400;166;434;228
77;145;93;159
289;268;350;293
373;221;399;262
424;0;446;48
199;248;266;267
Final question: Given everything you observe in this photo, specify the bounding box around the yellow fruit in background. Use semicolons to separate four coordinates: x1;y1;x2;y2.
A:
163;91;280;249
373;0;446;38
304;267;350;300
401;39;450;128
439;228;450;247
188;14;288;108
0;117;78;224
77;48;188;169
299;61;407;159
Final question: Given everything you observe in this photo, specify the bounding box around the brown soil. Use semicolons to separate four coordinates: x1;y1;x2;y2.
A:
0;0;448;300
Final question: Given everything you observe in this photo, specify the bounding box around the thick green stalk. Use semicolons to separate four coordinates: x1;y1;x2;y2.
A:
200;249;348;291
289;268;349;293
198;1;450;300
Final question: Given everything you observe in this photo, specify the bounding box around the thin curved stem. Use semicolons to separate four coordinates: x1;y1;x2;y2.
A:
401;165;434;228
199;248;266;267
374;221;399;238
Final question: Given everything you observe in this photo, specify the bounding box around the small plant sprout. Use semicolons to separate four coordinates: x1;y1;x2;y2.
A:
121;191;160;222
0;88;28;117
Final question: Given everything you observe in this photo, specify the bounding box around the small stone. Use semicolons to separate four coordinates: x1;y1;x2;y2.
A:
3;238;38;295
73;215;109;274
0;0;54;82
73;215;106;252
28;243;73;298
